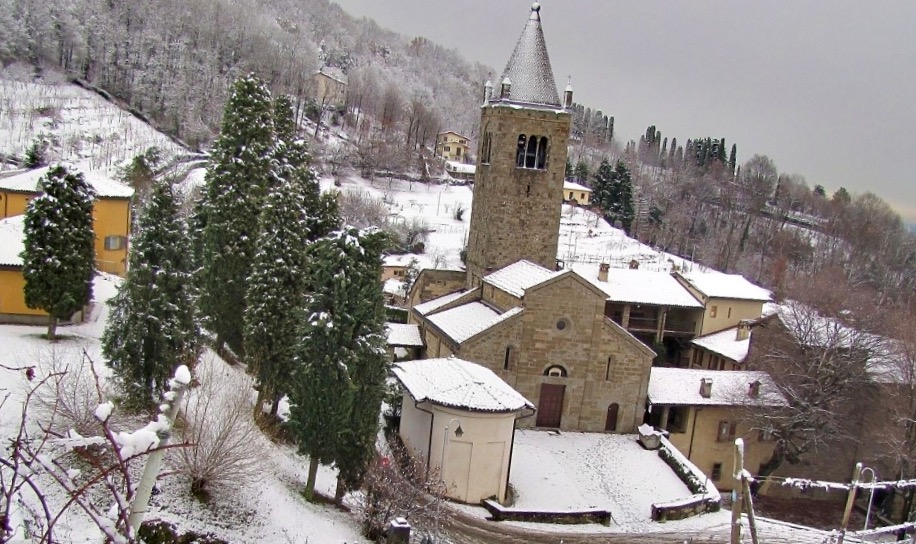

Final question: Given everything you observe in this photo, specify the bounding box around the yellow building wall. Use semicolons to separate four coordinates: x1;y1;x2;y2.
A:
1;191;31;218
0;269;44;316
565;190;591;205
665;405;775;492
699;298;764;336
91;198;131;276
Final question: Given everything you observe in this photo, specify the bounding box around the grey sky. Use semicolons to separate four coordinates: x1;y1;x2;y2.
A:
331;0;916;222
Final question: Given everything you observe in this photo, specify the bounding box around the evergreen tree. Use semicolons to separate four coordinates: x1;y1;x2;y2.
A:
21;165;96;340
289;228;389;501
574;159;589;183
197;75;275;354
729;143;738;173
609;161;636;234
103;181;200;408
565;158;573;179
813;184;827;198
244;95;338;418
591;158;614;211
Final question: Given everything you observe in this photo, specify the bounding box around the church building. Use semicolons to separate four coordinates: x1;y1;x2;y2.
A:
408;3;655;433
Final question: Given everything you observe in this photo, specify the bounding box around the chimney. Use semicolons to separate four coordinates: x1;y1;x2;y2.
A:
748;380;761;399
699;377;713;398
598;263;609;282
736;320;751;341
629;259;640;270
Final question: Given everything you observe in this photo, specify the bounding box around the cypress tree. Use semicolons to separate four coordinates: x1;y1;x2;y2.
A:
21;165;96;340
592;158;614;212
729;143;738;173
103;181;200;408
244;95;339;418
198;75;275;354
289;228;389;501
608;161;636;234
574;159;589;183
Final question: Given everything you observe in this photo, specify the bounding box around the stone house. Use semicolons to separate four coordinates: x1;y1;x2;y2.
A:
311;68;347;107
673;270;771;336
646;367;787;492
409;260;655;432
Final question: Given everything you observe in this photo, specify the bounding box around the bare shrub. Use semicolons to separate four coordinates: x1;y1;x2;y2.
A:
338;190;388;229
175;358;264;500
32;346;107;437
353;438;447;542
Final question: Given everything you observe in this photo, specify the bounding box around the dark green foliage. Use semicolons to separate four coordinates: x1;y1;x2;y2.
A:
289;228;389;495
21;165;96;340
121;147;161;201
592;159;635;234
103;181;200;408
197;75;275;353
813;184;827;198
833;187;851;205
244;94;339;416
573;159;589;183
729;143;738;173
24;137;49;168
565;158;573;178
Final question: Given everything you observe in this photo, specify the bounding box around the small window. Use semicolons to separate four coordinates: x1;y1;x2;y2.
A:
516;135;527;167
544;365;567;378
444;146;451;152
556;319;568;331
667;406;688;433
717;421;737;442
525;135;538;168
536;136;548;169
605;355;615;381
568;192;574;199
711;463;723;481
104;235;126;251
728;307;732;319
504;346;514;371
710;305;718;318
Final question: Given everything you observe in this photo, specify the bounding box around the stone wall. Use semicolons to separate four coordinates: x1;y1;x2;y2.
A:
466;105;570;287
407;269;465;309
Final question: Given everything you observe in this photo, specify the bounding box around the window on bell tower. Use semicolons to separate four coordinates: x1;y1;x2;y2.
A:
516;134;549;170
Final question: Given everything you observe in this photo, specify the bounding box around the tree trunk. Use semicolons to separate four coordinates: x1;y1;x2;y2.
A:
270;394;281;417
253;387;267;420
751;444;786;496
47;315;58;341
335;478;346;505
305;457;320;501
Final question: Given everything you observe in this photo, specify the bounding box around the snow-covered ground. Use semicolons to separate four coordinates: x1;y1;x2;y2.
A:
0;275;368;543
0;78;186;177
509;430;692;525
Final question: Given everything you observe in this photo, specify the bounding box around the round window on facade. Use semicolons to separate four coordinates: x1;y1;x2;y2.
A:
556;319;568;331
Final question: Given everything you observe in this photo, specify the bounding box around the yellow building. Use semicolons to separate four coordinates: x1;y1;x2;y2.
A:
563;180;592;205
0;167;133;277
311;68;347;107
435;131;472;163
673;270;771;336
647;367;786;492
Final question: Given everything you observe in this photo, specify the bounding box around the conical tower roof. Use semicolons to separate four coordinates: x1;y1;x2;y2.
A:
499;3;561;107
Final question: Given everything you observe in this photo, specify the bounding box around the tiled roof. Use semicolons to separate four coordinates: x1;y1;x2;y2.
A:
0;166;134;199
385;323;424;347
427;302;523;344
483;260;563;298
0;215;25;267
691;326;751;364
413;289;470;316
393;357;534;412
679;270;771;302
572;264;704;308
498;4;561;107
648;367;786;407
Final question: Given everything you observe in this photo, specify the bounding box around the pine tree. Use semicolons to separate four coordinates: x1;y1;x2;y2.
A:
197;75;275;354
21;165;96;340
244;95;339;418
103;181;200;408
574;159;589;183
591;158;614;211
729;143;738;173
289;228;389;501
608;161;636;234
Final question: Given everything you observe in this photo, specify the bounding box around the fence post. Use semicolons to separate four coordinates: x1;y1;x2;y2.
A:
837;462;863;544
386;517;411;544
731;438;745;544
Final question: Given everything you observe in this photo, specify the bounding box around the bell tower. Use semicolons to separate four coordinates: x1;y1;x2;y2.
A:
466;3;572;288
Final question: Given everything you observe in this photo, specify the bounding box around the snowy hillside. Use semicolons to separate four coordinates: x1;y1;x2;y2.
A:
0;77;187;176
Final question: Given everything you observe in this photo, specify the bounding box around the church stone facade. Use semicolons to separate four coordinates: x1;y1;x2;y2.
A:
408;4;655;433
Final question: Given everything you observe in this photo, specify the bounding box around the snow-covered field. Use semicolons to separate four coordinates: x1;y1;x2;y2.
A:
0;79;186;176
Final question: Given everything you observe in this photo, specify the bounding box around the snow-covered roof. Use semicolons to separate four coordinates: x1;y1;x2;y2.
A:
678;270;771;302
483;260;563;298
691;326;752;364
497;4;561;107
648;367;786;407
382;254;418;267
315;67;347;84
0;215;25;267
427;302;523;344
413;289;470;316
382;277;404;295
445;161;476;174
563;180;592;192
438;130;469;140
572;264;703;308
393;357;534;413
385;323;424;347
0;166;134;199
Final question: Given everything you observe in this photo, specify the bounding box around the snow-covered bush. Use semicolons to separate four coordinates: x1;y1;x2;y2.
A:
175;359;264;501
33;347;108;437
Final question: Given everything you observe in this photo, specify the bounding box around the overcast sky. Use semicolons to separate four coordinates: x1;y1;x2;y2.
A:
331;0;916;223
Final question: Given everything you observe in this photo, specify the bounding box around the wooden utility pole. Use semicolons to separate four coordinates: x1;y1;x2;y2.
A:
836;462;863;544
